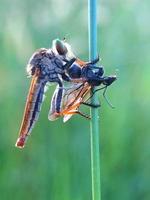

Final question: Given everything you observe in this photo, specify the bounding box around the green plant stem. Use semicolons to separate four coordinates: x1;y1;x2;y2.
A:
88;0;101;200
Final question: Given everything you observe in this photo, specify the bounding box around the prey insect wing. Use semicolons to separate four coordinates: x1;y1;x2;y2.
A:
48;82;92;122
16;69;47;148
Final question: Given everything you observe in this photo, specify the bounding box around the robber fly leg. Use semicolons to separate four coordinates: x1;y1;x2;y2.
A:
103;87;115;109
62;73;71;82
48;84;63;121
63;58;76;70
55;80;64;113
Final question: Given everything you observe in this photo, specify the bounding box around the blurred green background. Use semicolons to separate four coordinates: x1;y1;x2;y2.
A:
0;0;150;199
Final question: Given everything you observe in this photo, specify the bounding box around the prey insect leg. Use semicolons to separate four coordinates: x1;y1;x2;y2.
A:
102;87;115;109
81;86;105;107
84;86;115;109
74;111;91;119
81;102;100;108
65;110;91;120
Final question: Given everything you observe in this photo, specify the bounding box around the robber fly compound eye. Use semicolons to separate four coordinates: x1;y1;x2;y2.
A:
54;39;68;55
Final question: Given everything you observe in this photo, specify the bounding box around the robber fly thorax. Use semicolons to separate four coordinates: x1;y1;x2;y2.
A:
26;39;76;81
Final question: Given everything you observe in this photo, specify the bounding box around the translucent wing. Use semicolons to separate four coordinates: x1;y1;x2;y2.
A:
16;69;47;148
62;82;91;122
48;82;91;122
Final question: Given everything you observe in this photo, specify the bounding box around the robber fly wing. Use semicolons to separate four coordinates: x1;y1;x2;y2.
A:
16;68;47;148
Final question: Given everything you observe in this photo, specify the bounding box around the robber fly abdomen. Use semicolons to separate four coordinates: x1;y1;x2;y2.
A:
16;68;47;147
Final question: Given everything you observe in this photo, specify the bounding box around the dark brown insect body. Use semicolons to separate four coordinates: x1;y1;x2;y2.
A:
49;58;117;122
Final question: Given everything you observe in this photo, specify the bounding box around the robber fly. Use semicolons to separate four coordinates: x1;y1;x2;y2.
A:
49;58;117;122
15;39;80;148
15;39;116;148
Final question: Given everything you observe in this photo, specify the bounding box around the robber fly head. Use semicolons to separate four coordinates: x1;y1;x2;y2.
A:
52;39;68;55
52;38;75;60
